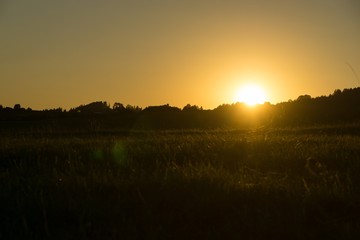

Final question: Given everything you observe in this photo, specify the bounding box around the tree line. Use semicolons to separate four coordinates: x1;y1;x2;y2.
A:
1;87;360;130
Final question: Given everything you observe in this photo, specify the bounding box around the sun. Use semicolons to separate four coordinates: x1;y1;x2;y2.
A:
235;84;267;106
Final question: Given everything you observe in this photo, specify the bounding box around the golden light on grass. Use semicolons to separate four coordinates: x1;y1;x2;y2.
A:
235;84;267;106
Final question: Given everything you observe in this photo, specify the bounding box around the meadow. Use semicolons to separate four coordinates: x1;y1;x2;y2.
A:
1;127;360;239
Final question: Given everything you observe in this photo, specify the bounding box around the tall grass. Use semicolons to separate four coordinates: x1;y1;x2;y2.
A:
0;129;360;239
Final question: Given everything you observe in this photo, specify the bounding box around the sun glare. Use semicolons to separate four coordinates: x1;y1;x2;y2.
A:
235;85;267;106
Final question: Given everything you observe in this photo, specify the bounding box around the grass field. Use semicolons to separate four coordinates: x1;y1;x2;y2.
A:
1;127;360;239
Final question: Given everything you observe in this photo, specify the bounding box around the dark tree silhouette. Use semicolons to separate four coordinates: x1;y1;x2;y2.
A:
182;104;202;111
2;87;360;130
14;104;21;110
113;102;125;111
71;101;111;113
143;104;181;113
296;95;312;102
125;104;142;113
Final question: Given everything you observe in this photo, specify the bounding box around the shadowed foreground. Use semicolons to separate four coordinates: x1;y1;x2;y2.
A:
1;129;360;239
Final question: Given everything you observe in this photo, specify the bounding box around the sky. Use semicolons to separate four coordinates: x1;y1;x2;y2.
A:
1;0;360;110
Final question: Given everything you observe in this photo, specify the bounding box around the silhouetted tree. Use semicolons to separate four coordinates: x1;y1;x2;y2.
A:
43;108;63;113
14;104;21;110
113;102;125;111
182;104;202;111
332;89;342;96
2;87;360;130
125;104;142;113
143;104;181;113
72;101;111;113
296;95;312;102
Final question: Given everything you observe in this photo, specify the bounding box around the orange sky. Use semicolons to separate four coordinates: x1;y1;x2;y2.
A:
1;0;360;110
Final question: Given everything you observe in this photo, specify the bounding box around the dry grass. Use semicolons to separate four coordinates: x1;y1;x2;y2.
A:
1;128;360;239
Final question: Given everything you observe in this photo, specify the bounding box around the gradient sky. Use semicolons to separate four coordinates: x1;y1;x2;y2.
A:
1;0;360;110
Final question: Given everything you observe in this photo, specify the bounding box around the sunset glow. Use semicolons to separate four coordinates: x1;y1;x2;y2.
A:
0;1;359;110
235;85;267;106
